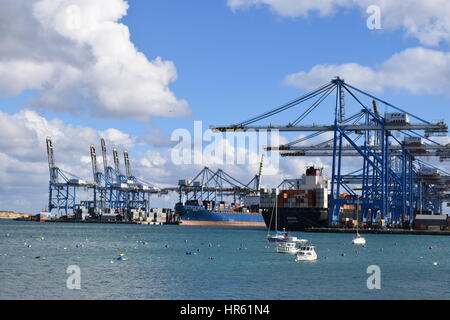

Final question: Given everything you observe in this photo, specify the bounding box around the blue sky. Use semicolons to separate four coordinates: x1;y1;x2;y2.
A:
1;0;450;212
122;0;448;133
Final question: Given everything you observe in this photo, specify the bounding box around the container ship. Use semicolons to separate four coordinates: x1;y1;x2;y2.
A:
175;200;266;227
258;167;355;231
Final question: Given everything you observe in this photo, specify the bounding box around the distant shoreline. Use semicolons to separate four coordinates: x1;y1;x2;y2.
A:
0;211;34;220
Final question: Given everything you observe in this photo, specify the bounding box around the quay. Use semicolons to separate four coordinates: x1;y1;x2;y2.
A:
306;227;450;236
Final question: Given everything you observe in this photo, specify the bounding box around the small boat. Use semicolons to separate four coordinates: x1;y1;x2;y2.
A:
267;192;287;242
288;236;308;243
267;230;288;242
352;203;366;245
268;231;307;243
295;242;317;262
276;241;302;254
267;193;308;244
352;234;366;245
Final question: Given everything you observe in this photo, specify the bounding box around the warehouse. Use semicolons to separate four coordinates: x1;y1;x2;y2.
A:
414;214;448;231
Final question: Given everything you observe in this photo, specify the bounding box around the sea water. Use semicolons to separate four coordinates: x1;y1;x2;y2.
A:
0;220;448;300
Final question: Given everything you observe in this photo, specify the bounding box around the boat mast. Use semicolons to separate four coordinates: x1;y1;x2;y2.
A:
275;188;278;231
356;197;360;235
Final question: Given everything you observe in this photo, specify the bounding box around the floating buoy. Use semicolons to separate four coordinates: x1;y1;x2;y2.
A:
433;262;439;266
341;253;346;257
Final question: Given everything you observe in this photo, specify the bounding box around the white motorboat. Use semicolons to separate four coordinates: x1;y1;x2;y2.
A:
276;241;300;254
352;200;366;245
352;234;366;245
295;243;317;261
289;236;308;243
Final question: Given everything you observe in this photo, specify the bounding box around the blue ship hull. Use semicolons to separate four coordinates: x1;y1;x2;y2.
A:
175;203;265;227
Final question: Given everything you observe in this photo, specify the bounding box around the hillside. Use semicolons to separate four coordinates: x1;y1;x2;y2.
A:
0;211;34;219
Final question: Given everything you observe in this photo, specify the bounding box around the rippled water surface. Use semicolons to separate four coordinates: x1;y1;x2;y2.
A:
0;220;449;300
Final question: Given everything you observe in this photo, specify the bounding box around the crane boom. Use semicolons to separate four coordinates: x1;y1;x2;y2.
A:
113;148;121;175
46;136;57;183
100;138;109;180
90;145;100;185
124;150;132;178
256;153;264;190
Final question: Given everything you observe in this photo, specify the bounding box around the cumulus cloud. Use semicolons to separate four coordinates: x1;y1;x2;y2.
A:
0;0;190;120
0;109;136;212
228;0;450;46
284;47;450;95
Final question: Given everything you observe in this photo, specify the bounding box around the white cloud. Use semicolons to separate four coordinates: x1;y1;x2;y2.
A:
0;0;190;120
0;109;137;212
284;47;450;95
228;0;450;46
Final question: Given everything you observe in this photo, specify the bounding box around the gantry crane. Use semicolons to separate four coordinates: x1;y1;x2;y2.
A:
46;137;90;216
46;137;159;219
212;77;450;227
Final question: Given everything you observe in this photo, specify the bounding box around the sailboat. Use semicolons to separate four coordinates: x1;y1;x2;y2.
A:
267;190;306;243
352;200;366;245
267;189;287;242
268;230;288;242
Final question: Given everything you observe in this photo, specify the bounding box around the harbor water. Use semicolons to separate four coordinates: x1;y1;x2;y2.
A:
0;220;449;300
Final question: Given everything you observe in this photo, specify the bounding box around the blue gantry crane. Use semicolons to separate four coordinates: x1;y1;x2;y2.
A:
212;77;450;228
46;136;89;216
176;166;261;205
46;137;159;220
